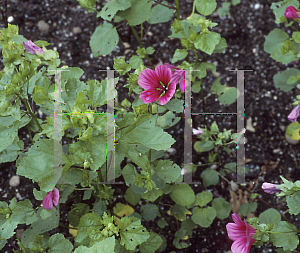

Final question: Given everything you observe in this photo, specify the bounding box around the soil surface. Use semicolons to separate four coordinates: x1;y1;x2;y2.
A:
1;0;300;252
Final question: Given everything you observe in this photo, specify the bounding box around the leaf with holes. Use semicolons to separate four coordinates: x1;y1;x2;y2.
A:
116;0;153;26
155;160;181;183
97;0;132;21
119;216;150;251
90;23;119;56
74;236;115;253
139;232;163;253
114;203;135;226
147;1;175;24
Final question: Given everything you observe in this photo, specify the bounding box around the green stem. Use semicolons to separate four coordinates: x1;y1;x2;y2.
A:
193;48;198;61
155;198;177;232
21;97;43;132
130;25;153;67
59;224;78;230
175;0;180;19
26;125;34;143
191;0;196;17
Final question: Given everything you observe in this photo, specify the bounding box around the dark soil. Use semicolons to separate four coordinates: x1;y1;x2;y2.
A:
1;0;300;252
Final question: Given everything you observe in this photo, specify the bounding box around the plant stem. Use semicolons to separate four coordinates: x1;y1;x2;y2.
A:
176;0;180;19
21;97;43;132
26;125;34;143
130;25;153;67
155;198;177;232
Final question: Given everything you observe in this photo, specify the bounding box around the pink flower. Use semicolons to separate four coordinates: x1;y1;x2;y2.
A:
164;63;185;92
192;127;202;136
262;182;281;194
42;187;59;210
138;65;177;105
284;6;300;19
288;104;300;122
23;40;44;55
226;213;257;253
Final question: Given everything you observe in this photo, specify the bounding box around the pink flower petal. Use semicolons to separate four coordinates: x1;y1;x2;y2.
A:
138;68;160;90
231;237;250;253
155;65;172;87
42;191;53;210
52;187;60;206
140;89;161;104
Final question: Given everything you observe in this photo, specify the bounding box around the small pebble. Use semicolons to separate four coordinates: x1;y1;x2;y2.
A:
254;3;260;9
9;175;20;187
246;117;255;132
7;16;14;23
37;20;50;33
72;26;82;34
167;148;176;155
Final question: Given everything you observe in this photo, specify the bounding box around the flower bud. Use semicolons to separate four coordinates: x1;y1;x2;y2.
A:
284;6;300;19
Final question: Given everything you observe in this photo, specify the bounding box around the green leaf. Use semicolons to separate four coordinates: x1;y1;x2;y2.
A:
74;236;116;253
24;206;60;235
171;49;188;64
210;121;219;133
194;191;213;207
40;209;52;220
156;111;180;129
147;1;175;24
0;215;18;241
125;187;141;206
264;28;298;64
129;55;143;69
195;0;217;16
155;160;181;183
16;139;68;192
211;198;232;219
164;99;184;113
292;31;300;43
141;188;163;202
120;116;175;151
117;0;153;26
75;212;103;243
77;0;96;13
200;168;219;187
273;68;299;92
212;37;227;53
170;204;191;221
90;23;119;56
195;32;221;55
114;58;131;75
68;203;90;227
169;184;195;206
0;136;24;163
139;232;163;253
140;204;158;221
48;233;73;253
239;202;257;216
231;0;241;6
97;0;132;21
191;207;216;227
158;219;167;229
287;192;300;215
286;122;300;140
119;216;150;250
194;140;215;152
270;221;299;251
259;208;281;224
